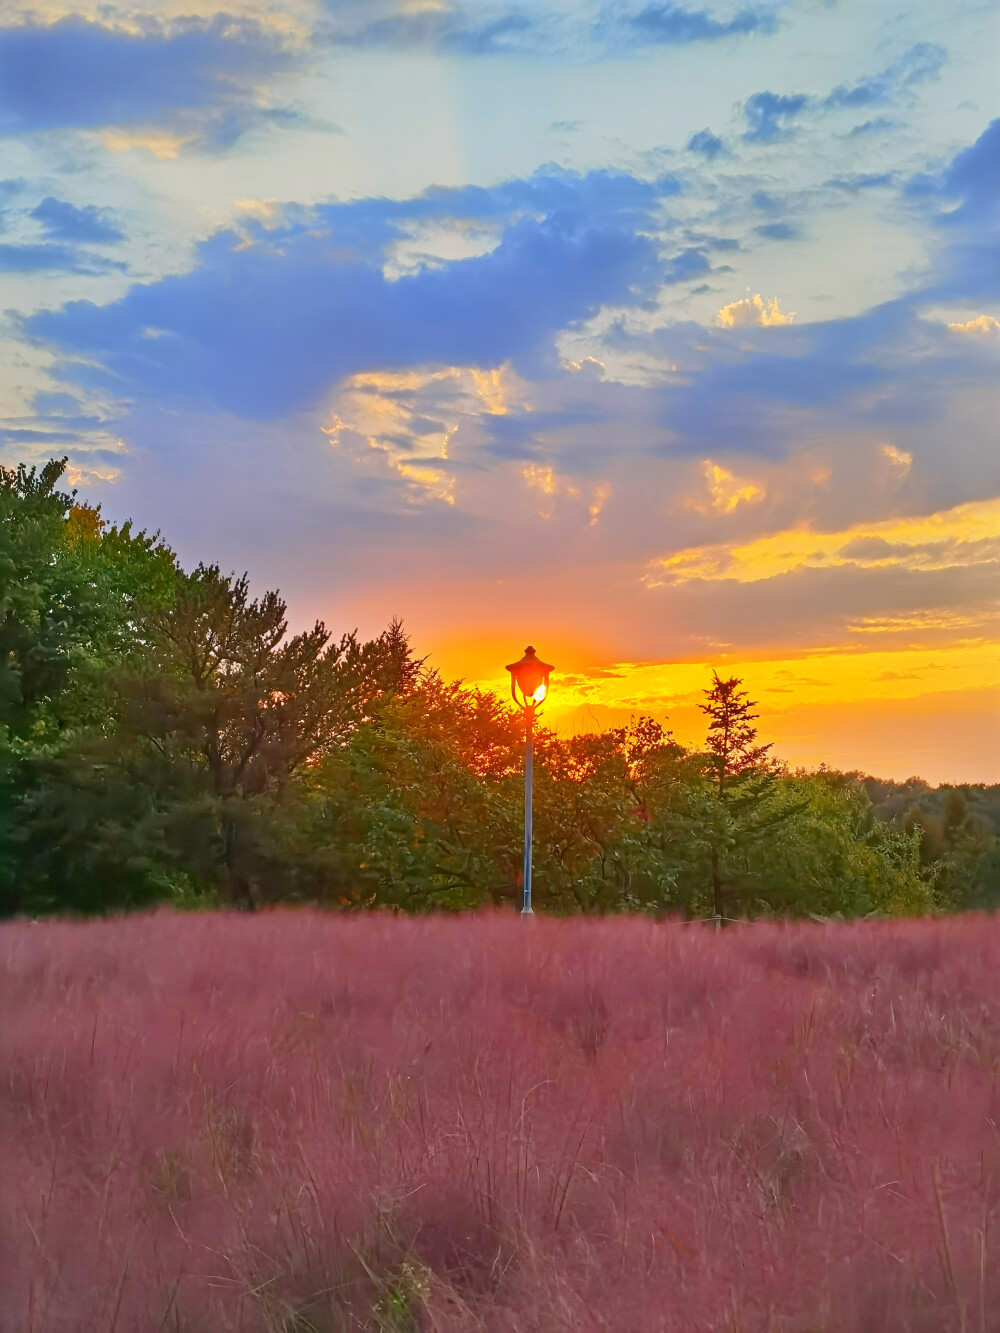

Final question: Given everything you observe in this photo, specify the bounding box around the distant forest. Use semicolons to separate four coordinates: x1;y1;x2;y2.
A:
2;459;998;919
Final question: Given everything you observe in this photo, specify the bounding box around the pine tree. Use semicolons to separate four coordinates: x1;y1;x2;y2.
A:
700;672;773;801
698;672;782;920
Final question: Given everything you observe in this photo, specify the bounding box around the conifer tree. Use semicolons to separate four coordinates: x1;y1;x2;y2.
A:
701;672;773;802
699;672;782;919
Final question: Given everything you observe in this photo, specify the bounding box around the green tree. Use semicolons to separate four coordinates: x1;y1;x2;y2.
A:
118;566;420;906
0;460;178;913
697;672;790;919
903;787;1000;911
742;773;931;917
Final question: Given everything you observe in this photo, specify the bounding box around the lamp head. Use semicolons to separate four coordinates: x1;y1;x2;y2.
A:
505;645;554;709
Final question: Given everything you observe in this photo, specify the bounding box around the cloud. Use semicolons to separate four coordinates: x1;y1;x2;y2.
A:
100;130;194;159
909;120;1000;303
941;118;1000;223
715;293;794;327
616;286;1000;459
688;460;765;513
648;496;1000;584
880;443;912;473
947;314;1000;336
325;6;541;56
31;197;123;244
847;117;898;138
27;168;677;419
322;364;528;505
0;16;296;149
825;172;895;193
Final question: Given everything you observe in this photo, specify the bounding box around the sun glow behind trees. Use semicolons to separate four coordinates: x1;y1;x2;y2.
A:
465;640;999;785
6;457;999;919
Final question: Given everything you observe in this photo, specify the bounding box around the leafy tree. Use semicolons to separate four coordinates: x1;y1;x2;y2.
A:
903;787;1000;911
306;675;526;910
742;773;931;917
531;717;689;914
117;566;421;905
0;461;178;913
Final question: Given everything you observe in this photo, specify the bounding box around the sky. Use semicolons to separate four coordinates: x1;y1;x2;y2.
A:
1;0;998;783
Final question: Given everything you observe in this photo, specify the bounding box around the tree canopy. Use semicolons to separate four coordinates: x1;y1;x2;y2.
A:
2;459;994;919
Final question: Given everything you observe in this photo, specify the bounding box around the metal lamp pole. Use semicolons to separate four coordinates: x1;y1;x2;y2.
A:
522;702;535;915
505;645;553;919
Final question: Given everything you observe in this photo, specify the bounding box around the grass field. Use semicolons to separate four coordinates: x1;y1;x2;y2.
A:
3;910;1000;1331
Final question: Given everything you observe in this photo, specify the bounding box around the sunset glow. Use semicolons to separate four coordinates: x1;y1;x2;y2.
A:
0;0;996;785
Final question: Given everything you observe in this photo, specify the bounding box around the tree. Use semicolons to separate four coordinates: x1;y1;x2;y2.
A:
531;717;690;914
0;460;179;914
903;787;1000;911
742;773;931;917
701;672;772;798
0;459;103;739
697;672;786;919
120;566;421;906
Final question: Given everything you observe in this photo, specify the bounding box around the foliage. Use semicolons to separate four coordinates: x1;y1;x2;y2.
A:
0;460;178;911
903;786;1000;910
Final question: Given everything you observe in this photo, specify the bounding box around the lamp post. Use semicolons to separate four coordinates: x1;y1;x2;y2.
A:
505;645;553;916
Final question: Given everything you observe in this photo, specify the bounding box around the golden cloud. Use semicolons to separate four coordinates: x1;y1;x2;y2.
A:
64;463;122;486
648;495;1000;585
101;129;193;159
947;314;1000;336
521;464;613;525
688;461;765;514
716;294;795;328
588;482;611;526
847;607;998;635
322;364;527;505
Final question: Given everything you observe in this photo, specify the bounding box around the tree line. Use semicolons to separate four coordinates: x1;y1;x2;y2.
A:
2;459;996;918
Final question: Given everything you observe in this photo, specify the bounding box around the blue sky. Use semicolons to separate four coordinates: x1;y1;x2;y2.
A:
1;0;998;780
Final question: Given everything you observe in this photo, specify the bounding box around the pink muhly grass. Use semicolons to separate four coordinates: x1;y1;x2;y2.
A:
3;910;1000;1331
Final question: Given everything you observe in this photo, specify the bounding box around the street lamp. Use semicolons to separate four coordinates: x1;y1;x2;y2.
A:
505;645;553;916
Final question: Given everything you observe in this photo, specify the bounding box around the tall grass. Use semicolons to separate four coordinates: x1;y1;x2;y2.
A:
3;910;1000;1330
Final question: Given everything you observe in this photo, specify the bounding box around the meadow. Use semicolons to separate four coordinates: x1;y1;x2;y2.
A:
4;911;1000;1332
